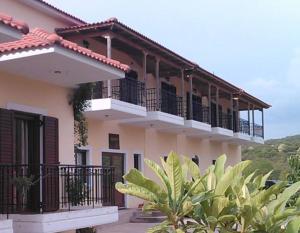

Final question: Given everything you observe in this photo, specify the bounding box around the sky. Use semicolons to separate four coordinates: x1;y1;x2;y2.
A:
47;0;300;139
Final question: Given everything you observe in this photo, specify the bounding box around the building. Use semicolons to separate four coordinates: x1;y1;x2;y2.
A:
0;1;270;233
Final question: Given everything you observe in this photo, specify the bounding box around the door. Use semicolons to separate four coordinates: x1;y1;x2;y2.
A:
210;102;217;127
14;112;41;212
161;82;177;115
102;152;125;208
186;93;202;121
120;71;139;104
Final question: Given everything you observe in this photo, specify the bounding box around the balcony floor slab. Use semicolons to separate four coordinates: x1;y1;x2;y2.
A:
229;132;253;145
10;206;118;233
84;98;147;120
210;127;234;141
251;136;265;144
120;111;184;131
0;219;13;233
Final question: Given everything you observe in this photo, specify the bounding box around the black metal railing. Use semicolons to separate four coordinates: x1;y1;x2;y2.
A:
253;123;264;138
146;88;183;117
187;101;210;124
0;164;115;215
239;118;250;135
217;112;232;130
90;79;145;106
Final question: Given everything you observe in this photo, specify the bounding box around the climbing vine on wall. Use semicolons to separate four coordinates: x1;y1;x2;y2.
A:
69;83;95;147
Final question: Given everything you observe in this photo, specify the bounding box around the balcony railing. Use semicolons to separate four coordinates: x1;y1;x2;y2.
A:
0;164;115;215
146;88;183;117
253;123;264;138
238;118;250;135
90;79;145;106
187;101;210;124
213;112;232;130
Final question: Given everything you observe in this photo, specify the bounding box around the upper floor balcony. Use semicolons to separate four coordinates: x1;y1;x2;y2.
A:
0;163;117;233
84;77;147;120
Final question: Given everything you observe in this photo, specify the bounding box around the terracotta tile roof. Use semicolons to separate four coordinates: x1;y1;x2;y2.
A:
56;18;270;108
0;28;130;73
33;0;86;24
0;12;29;34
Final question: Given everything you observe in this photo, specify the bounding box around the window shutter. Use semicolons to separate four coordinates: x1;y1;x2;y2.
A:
42;116;59;212
0;108;14;213
0;108;14;164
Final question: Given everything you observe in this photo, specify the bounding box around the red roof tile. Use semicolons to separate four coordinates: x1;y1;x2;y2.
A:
0;12;29;34
0;28;130;72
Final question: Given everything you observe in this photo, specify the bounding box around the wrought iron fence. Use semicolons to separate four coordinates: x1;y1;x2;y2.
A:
145;88;183;117
0;164;115;215
238;118;250;135
90;79;145;106
187;101;210;124
218;112;232;130
253;123;264;138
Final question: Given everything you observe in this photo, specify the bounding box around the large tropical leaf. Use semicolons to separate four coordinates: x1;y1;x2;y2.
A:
115;182;158;202
123;168;167;200
286;217;300;233
183;156;201;180
164;152;183;203
215;160;252;195
214;154;226;184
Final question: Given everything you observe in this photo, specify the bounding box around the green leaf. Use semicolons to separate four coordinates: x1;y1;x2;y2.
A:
123;168;167;200
165;151;183;203
183;156;201;180
214;154;226;184
286;217;300;233
215;160;252;195
144;159;172;194
115;182;157;202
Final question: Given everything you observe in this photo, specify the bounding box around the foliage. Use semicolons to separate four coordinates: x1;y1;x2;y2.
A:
287;153;300;207
116;151;300;233
69;83;95;146
76;228;95;233
12;175;35;196
242;135;300;180
65;174;88;206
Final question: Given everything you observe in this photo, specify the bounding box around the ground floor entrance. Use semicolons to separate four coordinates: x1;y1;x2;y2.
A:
102;152;125;208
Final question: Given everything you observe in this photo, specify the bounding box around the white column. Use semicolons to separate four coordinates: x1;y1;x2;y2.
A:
105;35;112;97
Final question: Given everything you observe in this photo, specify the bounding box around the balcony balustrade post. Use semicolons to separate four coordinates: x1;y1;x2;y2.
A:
189;76;193;119
155;58;161;111
143;51;147;83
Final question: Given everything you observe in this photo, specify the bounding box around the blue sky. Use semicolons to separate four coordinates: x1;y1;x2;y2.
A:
48;0;300;139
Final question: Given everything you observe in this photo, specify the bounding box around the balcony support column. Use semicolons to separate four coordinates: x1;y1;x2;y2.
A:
247;103;251;135
180;69;185;117
155;58;160;111
262;108;264;138
230;94;234;131
236;98;240;132
252;105;255;136
208;83;211;124
216;87;219;127
143;51;147;83
105;35;112;97
189;76;193;119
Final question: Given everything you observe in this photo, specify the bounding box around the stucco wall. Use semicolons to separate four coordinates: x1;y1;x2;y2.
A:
86;118;241;208
0;0;72;32
0;71;74;164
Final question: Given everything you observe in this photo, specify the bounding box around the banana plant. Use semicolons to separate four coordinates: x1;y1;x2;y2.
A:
116;151;211;232
116;152;300;233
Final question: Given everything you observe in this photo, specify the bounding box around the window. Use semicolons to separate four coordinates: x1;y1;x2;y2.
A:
192;155;199;166
75;149;87;165
133;154;142;170
212;160;216;165
109;133;120;149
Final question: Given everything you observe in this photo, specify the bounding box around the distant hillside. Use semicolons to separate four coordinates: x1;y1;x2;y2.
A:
242;135;300;180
